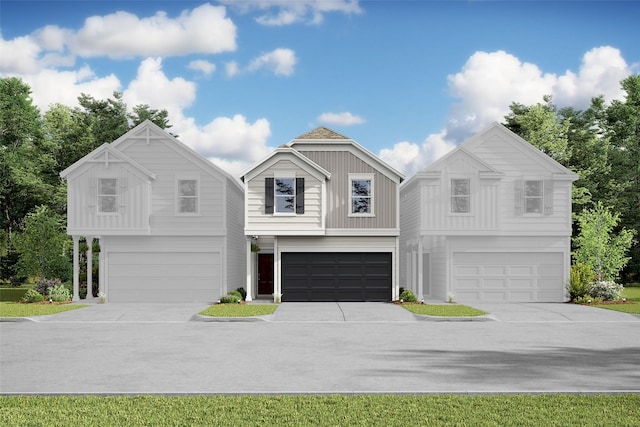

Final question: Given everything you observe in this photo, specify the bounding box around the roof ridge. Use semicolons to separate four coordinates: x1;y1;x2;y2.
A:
295;126;349;140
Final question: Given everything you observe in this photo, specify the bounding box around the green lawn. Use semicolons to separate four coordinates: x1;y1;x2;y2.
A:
199;303;278;317
0;302;88;317
401;303;487;317
1;395;638;426
593;286;640;314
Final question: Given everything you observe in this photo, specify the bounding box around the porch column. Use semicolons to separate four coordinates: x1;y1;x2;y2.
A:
72;236;80;302
245;238;253;301
86;237;93;299
273;236;280;302
417;238;424;302
97;237;104;297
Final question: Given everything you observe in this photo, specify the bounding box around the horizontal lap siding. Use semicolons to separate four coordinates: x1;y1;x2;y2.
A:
119;138;225;233
226;180;246;291
298;150;397;229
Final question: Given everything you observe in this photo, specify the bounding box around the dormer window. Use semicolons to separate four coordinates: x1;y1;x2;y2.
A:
275;178;295;213
451;178;470;214
98;178;118;213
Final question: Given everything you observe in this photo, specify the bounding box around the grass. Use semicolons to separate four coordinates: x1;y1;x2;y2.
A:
593;286;640;314
0;302;88;317
1;394;639;426
401;303;487;317
199;303;278;317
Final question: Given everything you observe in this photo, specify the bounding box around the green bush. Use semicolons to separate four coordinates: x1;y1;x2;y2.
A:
227;290;243;300
21;289;44;303
48;283;71;302
567;264;595;301
219;294;240;304
400;289;417;302
574;295;603;304
235;287;247;300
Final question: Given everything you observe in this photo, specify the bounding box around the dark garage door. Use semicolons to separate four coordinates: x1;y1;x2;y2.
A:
281;252;392;302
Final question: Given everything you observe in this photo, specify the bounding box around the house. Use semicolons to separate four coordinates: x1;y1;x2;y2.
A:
241;127;405;302
60;120;245;303
399;122;578;303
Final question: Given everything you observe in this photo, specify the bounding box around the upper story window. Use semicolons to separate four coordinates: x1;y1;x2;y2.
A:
98;178;118;213
177;179;199;214
451;178;470;214
349;174;374;216
524;180;543;214
275;178;295;213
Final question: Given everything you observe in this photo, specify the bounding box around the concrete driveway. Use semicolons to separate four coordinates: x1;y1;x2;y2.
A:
1;301;638;394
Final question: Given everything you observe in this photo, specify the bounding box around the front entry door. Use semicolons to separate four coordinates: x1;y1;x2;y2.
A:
258;254;274;295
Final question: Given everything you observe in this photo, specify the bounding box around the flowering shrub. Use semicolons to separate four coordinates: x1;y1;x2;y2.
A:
35;278;62;296
588;280;623;301
48;283;72;302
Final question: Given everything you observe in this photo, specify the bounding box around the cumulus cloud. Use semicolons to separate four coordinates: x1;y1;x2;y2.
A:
188;59;216;76
71;4;236;58
221;0;362;26
317;112;365;126
247;48;297;76
225;61;240;77
386;46;632;176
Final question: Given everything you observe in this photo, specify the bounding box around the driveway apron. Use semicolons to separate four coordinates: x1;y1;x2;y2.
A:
271;302;417;322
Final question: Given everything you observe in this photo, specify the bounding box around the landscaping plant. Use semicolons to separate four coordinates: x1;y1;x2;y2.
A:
567;263;595;301
399;288;417;302
20;289;44;303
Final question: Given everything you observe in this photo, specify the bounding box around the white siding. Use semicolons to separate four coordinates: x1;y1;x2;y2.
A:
66;162;150;235
245;159;323;234
225;178;246;293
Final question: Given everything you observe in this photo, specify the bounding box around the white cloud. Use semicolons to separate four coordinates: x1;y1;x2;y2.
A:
71;4;236;58
188;59;216;76
317;112;365;126
387;46;632;176
247;48;297;76
0;36;44;74
221;0;362;26
225;61;240;77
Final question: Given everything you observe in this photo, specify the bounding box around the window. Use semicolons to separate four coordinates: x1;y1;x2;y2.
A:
98;178;118;213
451;178;470;213
350;174;374;216
524;180;543;214
275;178;295;213
178;179;198;214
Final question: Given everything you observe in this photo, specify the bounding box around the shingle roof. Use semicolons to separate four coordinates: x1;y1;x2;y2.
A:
295;126;349;140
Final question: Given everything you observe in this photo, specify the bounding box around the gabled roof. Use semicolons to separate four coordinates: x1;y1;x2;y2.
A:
60;143;156;181
241;147;331;182
287;126;405;183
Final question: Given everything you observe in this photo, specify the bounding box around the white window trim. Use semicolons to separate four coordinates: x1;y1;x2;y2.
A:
348;173;375;217
97;178;119;215
273;173;296;216
449;177;472;215
523;179;544;215
176;175;201;216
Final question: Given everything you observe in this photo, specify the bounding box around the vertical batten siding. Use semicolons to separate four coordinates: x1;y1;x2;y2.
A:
66;162;149;234
119;137;225;234
298;150;398;229
245;159;323;232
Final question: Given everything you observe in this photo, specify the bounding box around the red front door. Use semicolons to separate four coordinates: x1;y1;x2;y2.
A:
258;254;274;295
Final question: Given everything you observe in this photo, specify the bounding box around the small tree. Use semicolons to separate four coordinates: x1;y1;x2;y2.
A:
573;202;635;281
13;205;70;280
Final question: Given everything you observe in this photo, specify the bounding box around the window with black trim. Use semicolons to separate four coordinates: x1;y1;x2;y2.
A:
98;178;118;213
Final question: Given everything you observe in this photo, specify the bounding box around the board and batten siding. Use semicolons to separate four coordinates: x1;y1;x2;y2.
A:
66;162;150;235
117;137;226;235
245;159;323;233
297;149;398;230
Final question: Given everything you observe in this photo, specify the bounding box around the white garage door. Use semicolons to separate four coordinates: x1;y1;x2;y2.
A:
108;252;221;303
452;252;564;303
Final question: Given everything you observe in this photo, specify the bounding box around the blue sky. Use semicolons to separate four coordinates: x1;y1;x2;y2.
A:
1;1;639;177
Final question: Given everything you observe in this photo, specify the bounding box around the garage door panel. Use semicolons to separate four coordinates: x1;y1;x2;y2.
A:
281;252;391;302
453;252;564;303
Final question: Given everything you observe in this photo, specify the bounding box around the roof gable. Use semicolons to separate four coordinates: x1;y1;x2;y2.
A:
241;147;331;182
60;143;156;181
296;126;349;140
422;146;502;175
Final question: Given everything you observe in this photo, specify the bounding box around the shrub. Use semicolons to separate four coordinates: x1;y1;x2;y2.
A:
400;289;417;303
21;289;44;303
567;264;595;301
588;280;623;301
219;294;240;304
227;290;243;300
574;295;603;305
35;278;62;297
48;283;71;302
235;287;247;300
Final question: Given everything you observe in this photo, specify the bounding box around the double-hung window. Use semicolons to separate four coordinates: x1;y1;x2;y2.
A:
97;178;118;213
177;179;199;214
515;179;553;216
524;180;543;214
450;178;470;214
349;174;374;216
274;178;295;214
